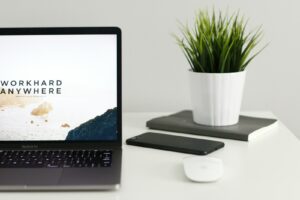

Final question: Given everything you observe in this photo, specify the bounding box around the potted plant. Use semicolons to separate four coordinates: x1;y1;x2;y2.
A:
175;10;266;126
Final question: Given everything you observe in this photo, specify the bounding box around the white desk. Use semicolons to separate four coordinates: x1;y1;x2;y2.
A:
1;111;300;200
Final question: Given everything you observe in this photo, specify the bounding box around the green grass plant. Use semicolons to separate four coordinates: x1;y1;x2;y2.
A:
175;10;266;73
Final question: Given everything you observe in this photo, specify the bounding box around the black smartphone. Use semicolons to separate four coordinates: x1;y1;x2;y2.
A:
126;132;224;155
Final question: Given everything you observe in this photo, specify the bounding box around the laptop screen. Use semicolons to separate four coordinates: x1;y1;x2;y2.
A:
0;34;118;141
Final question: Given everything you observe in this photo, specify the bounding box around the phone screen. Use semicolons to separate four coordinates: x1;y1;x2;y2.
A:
126;132;224;155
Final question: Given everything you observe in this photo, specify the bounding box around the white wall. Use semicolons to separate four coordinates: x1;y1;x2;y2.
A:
0;0;299;139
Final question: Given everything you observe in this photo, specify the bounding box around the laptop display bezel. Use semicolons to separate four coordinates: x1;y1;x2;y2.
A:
0;27;122;149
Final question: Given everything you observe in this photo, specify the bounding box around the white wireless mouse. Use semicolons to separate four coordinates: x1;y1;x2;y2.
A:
183;156;223;182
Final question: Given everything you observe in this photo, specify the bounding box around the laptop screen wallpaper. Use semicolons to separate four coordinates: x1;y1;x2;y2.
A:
0;35;117;141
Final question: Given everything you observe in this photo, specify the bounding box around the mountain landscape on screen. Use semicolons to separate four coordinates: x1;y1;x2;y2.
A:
66;107;117;140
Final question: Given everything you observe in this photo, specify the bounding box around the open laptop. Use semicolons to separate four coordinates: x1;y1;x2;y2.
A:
0;27;122;190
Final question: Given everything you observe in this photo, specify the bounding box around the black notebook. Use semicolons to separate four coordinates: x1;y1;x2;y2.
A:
146;110;278;141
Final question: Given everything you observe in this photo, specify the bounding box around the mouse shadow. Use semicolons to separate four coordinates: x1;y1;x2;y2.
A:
166;163;191;183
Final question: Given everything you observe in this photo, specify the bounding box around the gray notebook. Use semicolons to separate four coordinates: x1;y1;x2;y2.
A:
146;110;278;141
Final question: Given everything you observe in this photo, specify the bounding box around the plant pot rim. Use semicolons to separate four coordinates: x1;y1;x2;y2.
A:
188;69;246;75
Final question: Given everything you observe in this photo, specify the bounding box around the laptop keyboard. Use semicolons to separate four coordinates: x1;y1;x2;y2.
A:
0;150;112;168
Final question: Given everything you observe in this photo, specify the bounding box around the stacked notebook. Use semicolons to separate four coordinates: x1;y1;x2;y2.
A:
146;110;278;142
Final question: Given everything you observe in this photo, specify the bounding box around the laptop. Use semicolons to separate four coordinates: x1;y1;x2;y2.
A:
0;27;122;190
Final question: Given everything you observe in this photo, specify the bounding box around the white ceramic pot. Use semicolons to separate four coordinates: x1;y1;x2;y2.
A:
189;70;246;126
